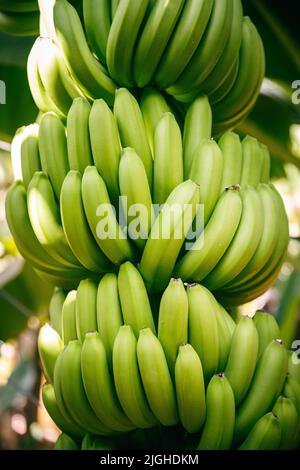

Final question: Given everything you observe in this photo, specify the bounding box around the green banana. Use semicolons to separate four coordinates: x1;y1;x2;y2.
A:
182;95;212;177
137;328;178;426
139;87;171;154
66;97;93;172
238;412;281;450
54;433;78;450
153;112;184;205
175;186;242;282
38;112;69;199
62;290;78;344
155;0;213;89
119;147;154;250
139;180;200;293
225;315;259;405
117;261;155;337
283;375;300;421
106;0;148;87
49;288;65;336
53;0;116;103
253;311;281;359
188;138;223;224
38;323;63;383
218;131;242;189
83;0;111;64
113;325;157;429
215;302;235;372
209;56;239;105
60;170;112;273
197;373;235;450
81;331;135;432
114;88;153;187
75;279;98;343
273;396;298;449
133;0;184;88
240;136;263;187
175;344;206;434
89;99;121;206
81;166;137;265
234;339;288;444
16;125;41;189
158;278;188;374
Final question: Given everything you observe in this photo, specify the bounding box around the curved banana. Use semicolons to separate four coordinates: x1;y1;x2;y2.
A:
158;278;188;374
61;290;78;345
240;136;263;187
182;95;212;177
75;279;98;343
188;138;223;224
119;147;154;250
238;412;281;450
139;180;200;293
273;396;298;449
209;56;239;105
113;325;157;429
60;170;112;273
225;316;259;405
89;99;121;206
66;97;93;172
53;0;116;103
114;88;153;187
81;166;137;265
187;283;219;382
106;0;148;87
83;0;111;64
175;343;206;434
81;331;135;432
218;131;242;189
174;186;242;282
137;328;178;426
252;311;281;359
117;261;155;337
283;375;300;420
38;323;63;383
13;125;41;189
153;112;184;206
38;112;69;199
197;373;235;450
234;339;288;444
133;0;184;88
54;433;78;450
215;302;235;372
49;288;65;336
155;0;213;89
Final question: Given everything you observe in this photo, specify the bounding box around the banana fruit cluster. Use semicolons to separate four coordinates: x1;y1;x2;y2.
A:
26;0;264;131
39;276;300;450
0;0;39;36
8;90;288;304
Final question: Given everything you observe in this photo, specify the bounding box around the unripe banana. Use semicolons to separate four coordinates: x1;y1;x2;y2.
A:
38;323;63;383
283;375;300;421
113;325;157;429
182;95;212;177
60;170;112;273
38;112;69;199
97;273;123;367
175;344;206;434
118;261;155;337
197;373;235;450
111;0;120;19
175;186;242;282
153;112;184;206
114;88;153;187
158;278;188;374
119;148;154;250
67;97;93;173
106;0;148;87
54;433;78;450
42;383;85;439
188;138;223;224
81;331;135;432
137;328;178;426
225;315;259;405
61;290;77;345
139;180;200;293
187;284;219;382
89;99;121;206
253;311;281;359
49;288;65;336
60;340;114;435
273;396;298;449
83;0;111;64
218;131;242;189
76;279;98;343
53;0;116;103
140;87;171;154
234;339;288;444
215;302;235;372
209;56;239;105
240;136;263;187
238;412;281;450
81;166;137;264
16;125;41;189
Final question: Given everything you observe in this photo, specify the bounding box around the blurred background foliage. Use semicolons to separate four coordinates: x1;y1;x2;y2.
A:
0;0;299;450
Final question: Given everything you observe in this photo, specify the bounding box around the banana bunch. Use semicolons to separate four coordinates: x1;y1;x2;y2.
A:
0;0;39;36
39;276;300;449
